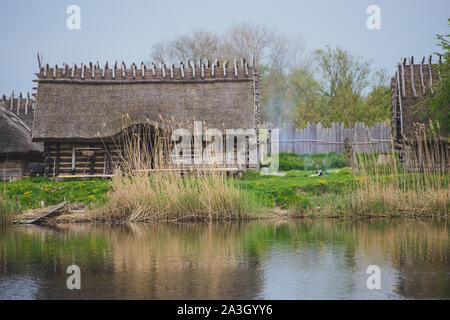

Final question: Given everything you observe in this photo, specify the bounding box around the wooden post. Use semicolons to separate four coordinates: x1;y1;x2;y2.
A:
90;150;96;175
71;63;76;78
141;62;145;78
71;147;76;175
81;63;85;79
400;59;406;98
44;142;50;178
25;93;30;114
428;55;433;94
344;137;358;171
190;61;195;78
121;61;126;78
17;93;21;115
55;143;60;177
420;57;426;95
10;91;14;110
409;57;417;98
105;144;112;174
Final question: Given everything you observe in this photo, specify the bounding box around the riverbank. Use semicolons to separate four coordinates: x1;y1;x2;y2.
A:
2;165;448;224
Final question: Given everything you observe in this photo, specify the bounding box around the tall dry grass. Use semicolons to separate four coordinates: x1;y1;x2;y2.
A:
351;124;449;216
97;120;261;222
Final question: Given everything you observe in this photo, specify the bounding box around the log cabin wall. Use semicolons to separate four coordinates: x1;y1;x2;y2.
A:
44;135;257;177
44;142;122;178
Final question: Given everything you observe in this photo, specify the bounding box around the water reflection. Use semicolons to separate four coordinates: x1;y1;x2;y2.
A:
0;219;448;299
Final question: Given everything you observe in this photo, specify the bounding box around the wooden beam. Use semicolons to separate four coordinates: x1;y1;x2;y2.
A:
57;174;114;179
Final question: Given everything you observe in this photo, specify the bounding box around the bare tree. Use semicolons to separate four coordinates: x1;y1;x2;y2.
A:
148;23;307;126
151;30;221;64
222;23;305;70
150;23;306;68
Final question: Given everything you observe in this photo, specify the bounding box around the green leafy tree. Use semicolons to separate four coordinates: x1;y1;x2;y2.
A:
288;67;325;127
313;46;371;127
290;47;390;128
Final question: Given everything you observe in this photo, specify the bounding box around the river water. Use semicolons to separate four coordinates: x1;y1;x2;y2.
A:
0;219;448;299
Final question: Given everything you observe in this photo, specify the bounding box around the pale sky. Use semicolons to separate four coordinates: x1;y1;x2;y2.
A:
0;0;449;94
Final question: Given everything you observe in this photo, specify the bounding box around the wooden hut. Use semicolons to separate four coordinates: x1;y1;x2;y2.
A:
390;56;449;171
32;60;261;178
0;93;43;180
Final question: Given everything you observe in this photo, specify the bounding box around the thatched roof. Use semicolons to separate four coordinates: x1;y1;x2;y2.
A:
390;55;442;141
0;105;43;156
1;92;36;127
33;60;258;141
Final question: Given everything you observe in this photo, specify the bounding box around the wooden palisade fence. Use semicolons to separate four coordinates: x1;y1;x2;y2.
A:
270;122;392;154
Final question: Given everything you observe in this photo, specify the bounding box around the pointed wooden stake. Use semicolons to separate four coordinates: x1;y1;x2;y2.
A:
428;55;433;94
180;62;185;78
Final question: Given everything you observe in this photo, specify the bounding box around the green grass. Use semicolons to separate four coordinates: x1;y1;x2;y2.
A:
1;150;448;218
2;168;355;215
278;152;347;171
237;168;355;212
1;177;110;210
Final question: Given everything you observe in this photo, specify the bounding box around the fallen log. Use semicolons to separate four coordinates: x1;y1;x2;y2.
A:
12;202;68;225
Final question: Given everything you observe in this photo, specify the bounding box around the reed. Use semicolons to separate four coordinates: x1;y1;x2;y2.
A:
0;193;18;226
97;120;262;222
351;123;449;216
